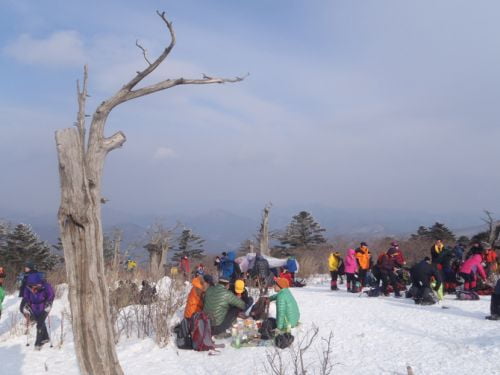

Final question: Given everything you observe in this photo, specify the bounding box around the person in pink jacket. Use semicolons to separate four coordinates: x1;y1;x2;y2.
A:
459;253;486;291
344;249;359;292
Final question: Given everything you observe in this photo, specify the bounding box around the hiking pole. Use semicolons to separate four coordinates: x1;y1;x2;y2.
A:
47;314;54;348
25;315;30;347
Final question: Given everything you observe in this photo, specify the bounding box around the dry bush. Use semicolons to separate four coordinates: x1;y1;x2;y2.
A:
111;277;187;347
264;326;337;375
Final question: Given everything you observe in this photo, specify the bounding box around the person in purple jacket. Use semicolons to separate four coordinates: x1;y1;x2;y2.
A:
22;272;54;349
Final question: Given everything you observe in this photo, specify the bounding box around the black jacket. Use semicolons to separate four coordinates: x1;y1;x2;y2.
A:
410;260;441;290
252;256;270;278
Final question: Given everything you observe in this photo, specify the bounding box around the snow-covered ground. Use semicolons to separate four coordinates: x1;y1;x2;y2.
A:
1;279;498;375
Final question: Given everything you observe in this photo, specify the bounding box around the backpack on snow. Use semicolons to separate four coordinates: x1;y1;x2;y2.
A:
191;312;216;351
456;290;480;301
173;318;193;350
365;287;381;297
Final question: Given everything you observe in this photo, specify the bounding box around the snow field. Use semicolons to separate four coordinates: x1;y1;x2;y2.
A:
1;280;498;375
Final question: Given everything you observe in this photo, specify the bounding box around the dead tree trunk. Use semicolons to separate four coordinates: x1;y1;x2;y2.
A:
55;11;245;375
259;204;272;256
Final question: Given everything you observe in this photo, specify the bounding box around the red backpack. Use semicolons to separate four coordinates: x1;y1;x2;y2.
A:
190;312;215;351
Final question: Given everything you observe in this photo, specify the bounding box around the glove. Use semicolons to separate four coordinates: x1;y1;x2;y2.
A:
44;303;52;313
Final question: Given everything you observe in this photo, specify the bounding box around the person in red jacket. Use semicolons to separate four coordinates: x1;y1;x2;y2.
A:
279;268;293;287
180;256;190;280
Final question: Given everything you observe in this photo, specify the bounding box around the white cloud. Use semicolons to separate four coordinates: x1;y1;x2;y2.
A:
153;146;176;160
4;30;86;67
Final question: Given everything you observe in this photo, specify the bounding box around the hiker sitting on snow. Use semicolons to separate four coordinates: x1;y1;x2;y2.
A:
409;257;442;305
203;278;245;336
184;275;211;319
267;277;300;333
231;279;253;311
22;273;55;350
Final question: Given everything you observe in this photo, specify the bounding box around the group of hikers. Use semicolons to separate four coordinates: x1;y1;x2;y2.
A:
0;261;55;350
328;239;500;320
175;251;301;351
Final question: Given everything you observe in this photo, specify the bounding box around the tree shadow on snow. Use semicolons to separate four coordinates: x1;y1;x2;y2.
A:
1;344;24;375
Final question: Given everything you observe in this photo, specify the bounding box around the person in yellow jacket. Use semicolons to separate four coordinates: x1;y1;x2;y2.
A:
355;242;371;287
328;251;343;291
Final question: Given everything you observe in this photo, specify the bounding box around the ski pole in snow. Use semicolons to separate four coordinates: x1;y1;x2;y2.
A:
25;315;31;347
47;314;53;347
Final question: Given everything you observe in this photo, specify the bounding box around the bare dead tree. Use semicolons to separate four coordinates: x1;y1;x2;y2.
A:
55;11;246;375
482;210;500;246
259;203;272;256
144;221;174;280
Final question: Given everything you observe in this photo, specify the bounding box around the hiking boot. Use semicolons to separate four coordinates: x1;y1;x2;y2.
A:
485;315;500;321
394;292;402;298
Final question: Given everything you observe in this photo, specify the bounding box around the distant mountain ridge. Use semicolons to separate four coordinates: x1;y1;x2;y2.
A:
1;205;488;263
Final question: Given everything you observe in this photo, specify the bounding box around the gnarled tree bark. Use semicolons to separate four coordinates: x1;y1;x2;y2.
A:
55;11;245;375
259;203;272;256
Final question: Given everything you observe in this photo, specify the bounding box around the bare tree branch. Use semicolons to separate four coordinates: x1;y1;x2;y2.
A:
122;10;176;92
123;73;249;102
102;131;127;153
135;40;152;66
76;65;88;150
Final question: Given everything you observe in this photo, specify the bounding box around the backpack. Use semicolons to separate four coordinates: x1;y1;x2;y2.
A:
365;287;380;297
250;297;269;320
275;332;294;349
190;312;215;351
174;318;193;350
258;317;276;340
456;290;480;301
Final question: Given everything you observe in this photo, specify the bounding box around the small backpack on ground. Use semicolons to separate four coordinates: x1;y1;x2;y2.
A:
173;318;192;350
259;318;277;340
456;290;480;301
365;287;380;297
191;312;216;351
274;332;294;349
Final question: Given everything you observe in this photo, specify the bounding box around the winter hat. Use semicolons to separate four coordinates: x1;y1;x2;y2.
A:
360;242;368;247
26;272;43;286
391;241;399;247
218;278;230;285
203;274;214;286
25;260;35;270
234;279;245;294
274;277;289;289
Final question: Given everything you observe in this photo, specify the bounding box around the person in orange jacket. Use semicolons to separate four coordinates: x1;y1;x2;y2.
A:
184;275;210;319
355;242;371;287
485;247;498;276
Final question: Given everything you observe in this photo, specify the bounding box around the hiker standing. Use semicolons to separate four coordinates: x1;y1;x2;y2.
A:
355;242;371;287
328;251;342;291
378;251;402;297
459;253;486;291
344;249;359;292
22;273;54;349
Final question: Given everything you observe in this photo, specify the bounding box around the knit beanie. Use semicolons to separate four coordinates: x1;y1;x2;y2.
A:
274;277;289;289
234;279;245;294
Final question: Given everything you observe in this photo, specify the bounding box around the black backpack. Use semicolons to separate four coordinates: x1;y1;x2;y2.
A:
174;318;193;349
275;332;294;349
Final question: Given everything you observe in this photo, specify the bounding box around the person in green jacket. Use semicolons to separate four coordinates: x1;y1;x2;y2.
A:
0;285;4;319
203;278;245;335
269;277;300;331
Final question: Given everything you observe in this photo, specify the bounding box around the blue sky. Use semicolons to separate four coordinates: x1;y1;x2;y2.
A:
1;0;500;218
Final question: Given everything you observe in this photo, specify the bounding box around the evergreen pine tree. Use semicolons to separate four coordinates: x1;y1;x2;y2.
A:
2;223;59;273
280;211;326;249
428;222;456;242
171;229;205;262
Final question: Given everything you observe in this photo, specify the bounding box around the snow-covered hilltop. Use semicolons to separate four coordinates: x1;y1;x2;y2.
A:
1;280;498;374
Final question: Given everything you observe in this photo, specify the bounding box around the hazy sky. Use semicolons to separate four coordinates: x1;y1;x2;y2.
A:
1;0;500;217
